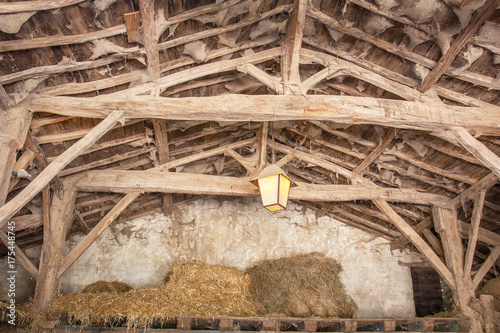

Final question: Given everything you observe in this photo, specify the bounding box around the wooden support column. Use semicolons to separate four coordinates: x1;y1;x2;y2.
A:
282;0;307;94
152;119;173;215
419;0;500;92
0;111;124;231
432;206;483;333
33;182;76;312
0;135;19;205
58;192;140;278
139;0;160;79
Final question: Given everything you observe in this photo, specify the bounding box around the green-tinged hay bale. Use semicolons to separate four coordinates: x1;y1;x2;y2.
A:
246;252;357;318
27;260;257;329
82;280;133;293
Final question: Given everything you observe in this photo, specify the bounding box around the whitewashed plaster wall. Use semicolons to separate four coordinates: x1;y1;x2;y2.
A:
56;197;422;319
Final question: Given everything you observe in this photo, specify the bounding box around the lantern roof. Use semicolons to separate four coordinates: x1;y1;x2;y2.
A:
250;164;298;188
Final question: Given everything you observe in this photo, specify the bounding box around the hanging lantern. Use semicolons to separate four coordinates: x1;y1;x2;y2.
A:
250;164;297;212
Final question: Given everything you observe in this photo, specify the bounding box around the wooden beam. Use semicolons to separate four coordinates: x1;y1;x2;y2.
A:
0;0;84;14
374;199;455;289
450;127;500;178
0;111;125;231
422;228;445;258
33;182;76;312
0;25;126;53
419;0;500;92
152;119;173;215
237;64;283;94
352;128;395;179
0;231;38;279
27;94;500;135
472;246;500;289
139;0;160;79
432;206;482;333
72;170;452;207
464;189;487;276
58;192;140;278
0;136;19;205
452;173;498;209
0;54;141;85
282;0;307;93
300;64;342;92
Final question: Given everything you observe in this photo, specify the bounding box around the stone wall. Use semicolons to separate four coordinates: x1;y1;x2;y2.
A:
1;197;423;318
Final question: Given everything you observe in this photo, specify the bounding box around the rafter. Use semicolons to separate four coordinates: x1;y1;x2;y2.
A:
0;0;84;14
0;25;126;53
472;246;500;289
352;128;396;179
419;0;500;92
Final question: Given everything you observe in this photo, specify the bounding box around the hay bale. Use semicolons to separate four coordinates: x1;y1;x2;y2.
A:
21;260;257;329
246;252;357;318
82;280;133;293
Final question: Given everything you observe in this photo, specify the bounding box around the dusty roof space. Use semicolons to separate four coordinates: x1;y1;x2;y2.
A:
0;0;499;321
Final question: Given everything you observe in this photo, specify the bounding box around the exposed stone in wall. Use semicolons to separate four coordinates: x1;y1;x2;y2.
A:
57;197;422;318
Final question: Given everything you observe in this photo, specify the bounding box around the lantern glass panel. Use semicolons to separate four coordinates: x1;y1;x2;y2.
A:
257;175;279;208
278;174;291;208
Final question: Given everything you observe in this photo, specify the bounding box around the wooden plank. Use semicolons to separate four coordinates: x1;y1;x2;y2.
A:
0;0;84;14
464;189;487;276
0;24;126;53
0;231;38;279
28;94;500;135
139;0;160;79
282;0;307;93
419;0;500;92
374;199;456;289
472;246;500;289
72;170;452;207
352;128;395;179
0;111;125;232
57;192;140;278
450;127;500;178
124;11;143;44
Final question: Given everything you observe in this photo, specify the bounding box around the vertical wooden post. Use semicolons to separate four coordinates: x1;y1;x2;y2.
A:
432;207;483;333
32;182;76;312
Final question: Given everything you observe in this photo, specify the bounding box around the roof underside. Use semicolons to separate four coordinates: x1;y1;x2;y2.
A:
0;0;499;285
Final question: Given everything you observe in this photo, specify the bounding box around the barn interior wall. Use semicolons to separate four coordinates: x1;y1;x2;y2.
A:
0;198;424;317
55;197;421;318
